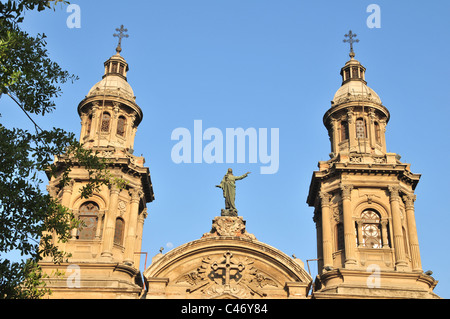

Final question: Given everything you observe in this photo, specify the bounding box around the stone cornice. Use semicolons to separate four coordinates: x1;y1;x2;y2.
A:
323;102;390;127
77;95;143;127
307;162;421;207
49;154;154;204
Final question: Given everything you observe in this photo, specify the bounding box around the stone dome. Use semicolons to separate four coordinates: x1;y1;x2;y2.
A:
331;56;382;107
86;53;135;102
87;74;135;101
332;79;382;106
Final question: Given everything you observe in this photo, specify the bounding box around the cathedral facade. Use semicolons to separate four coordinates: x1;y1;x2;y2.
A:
40;32;439;299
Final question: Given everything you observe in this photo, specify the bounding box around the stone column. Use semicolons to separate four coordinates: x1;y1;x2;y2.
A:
101;184;121;259
368;108;376;149
61;180;74;208
313;208;324;272
124;187;143;266
80;113;88;140
330;120;339;155
319;192;333;271
110;102;120;142
347;108;356;151
95;210;105;240
403;194;422;272
134;208;148;266
90;102;100;141
379;119;387;153
340;184;357;267
388;186;408;269
60;181;77;240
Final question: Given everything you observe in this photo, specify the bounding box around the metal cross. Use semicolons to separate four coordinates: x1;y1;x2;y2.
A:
113;25;129;53
343;30;359;57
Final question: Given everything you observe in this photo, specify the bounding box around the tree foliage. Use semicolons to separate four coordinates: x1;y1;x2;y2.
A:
0;0;116;298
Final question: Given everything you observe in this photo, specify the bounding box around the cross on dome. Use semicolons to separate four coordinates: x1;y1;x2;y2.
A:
343;30;359;58
113;25;129;54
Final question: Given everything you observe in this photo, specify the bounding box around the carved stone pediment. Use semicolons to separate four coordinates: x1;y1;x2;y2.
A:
176;251;278;298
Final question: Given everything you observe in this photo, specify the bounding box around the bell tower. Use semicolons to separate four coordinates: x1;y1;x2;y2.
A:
306;31;439;299
41;26;154;299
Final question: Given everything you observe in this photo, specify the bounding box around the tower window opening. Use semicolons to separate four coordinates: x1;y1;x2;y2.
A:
111;62;118;73
375;121;381;143
340;121;349;141
356;118;367;138
360;210;382;249
352;66;359;79
344;69;350;81
336;222;345;251
114;218;125;246
101;112;111;132
117;116;126;137
78;202;99;240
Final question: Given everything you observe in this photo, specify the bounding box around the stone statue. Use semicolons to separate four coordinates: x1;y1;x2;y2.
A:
216;168;250;216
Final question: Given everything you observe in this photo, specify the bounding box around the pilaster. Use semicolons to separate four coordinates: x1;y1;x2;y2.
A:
340;184;357;267
388;186;408;270
319;191;333;270
124;187;144;266
101;183;121;260
403;194;422;272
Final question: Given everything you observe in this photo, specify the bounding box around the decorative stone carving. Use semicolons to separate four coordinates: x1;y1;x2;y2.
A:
403;194;416;209
202;216;256;240
332;205;343;223
388;185;401;202
340;184;353;200
118;200;127;217
372;156;386;164
129;187;144;203
334;92;381;107
346;107;355;124
177;251;278;298
359;193;380;204
319;191;332;207
102;150;114;158
88;87;135;101
349;155;363;163
112;102;120;118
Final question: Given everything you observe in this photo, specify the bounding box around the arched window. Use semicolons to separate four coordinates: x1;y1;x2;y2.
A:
360;210;382;248
78;202;99;240
355;118;367;138
374;122;381;143
340;121;349;141
101;112;111;132
117;116;126;137
114;218;125;246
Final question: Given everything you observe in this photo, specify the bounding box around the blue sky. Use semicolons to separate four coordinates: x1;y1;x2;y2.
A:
2;0;449;298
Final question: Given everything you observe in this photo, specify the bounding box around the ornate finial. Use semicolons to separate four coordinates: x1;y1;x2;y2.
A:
343;30;359;58
113;25;129;54
159;247;164;254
